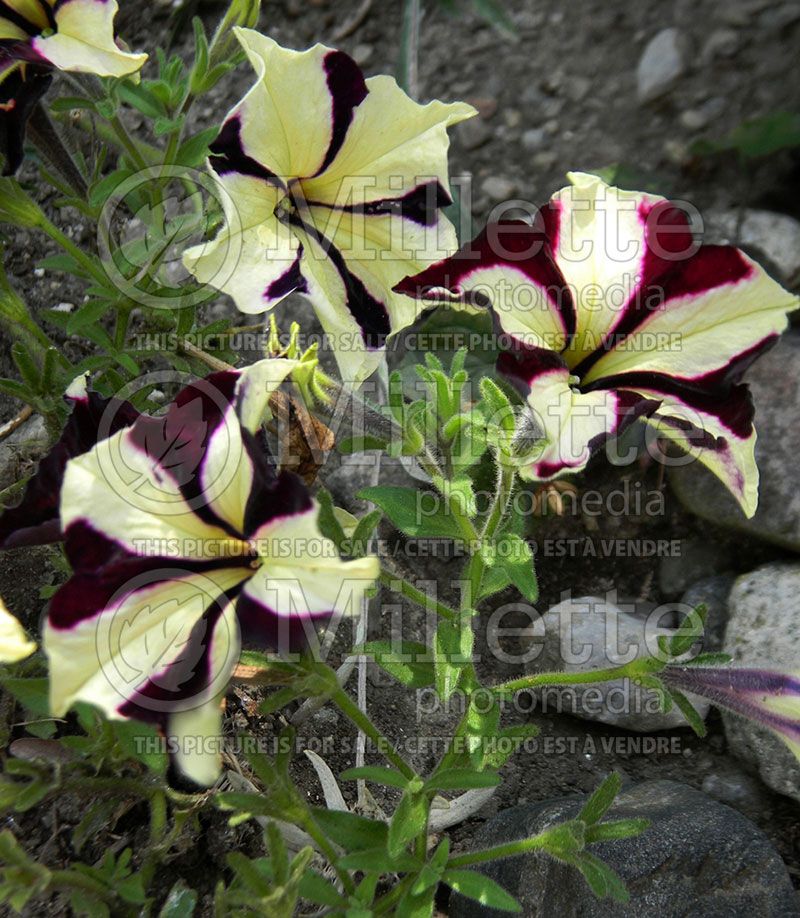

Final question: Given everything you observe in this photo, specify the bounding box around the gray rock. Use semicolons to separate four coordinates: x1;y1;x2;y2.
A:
449;780;798;918
679;574;736;651
480;176;517;202
670;336;800;552
658;540;732;599
636;29;686;103
679;98;726;131
701;28;740;63
0;415;49;493
527;596;709;732
458;119;492;151
723;563;800;802
521;128;547;152
704;208;800;285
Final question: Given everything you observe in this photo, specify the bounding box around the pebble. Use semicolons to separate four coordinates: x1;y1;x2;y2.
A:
480;176;517;202
450;780;797;917
658;539;732;599
526;596;709;732
521;128;547;152
457;119;492;151
701;28;740;63
723;563;800;802
636;28;686;103
679;574;736;652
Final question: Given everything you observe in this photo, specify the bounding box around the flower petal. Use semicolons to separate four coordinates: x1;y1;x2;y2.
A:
60;363;297;546
546;172;693;366
639;383;759;517
292;198;459;381
0;374;139;549
301;73;475;205
237;502;378;655
229;28;367;179
499;346;656;481
289;218;391;384
0;66;51;175
581;246;798;385
395;218;575;352
44;556;246;721
0;595;35;662
32;0;147;77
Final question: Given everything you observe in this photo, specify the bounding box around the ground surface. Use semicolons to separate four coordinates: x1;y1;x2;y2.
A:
1;0;800;913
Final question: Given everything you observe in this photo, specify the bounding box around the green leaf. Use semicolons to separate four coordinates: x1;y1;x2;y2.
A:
315;487;347;551
297;869;344;908
350;508;383;554
340;766;409;789
175;127;220;167
585;818;649;844
338;847;420;873
434;616;474;701
338;434;389;454
425;769;501;791
158;880;197;917
579;772;622;825
443;869;521;912
568;851;629;903
0;677;49;716
692;111;800;159
659;605;707;659
118;81;167;118
667;688;708;737
310;809;389;852
388;789;429;858
357;640;435;688
358;486;465;540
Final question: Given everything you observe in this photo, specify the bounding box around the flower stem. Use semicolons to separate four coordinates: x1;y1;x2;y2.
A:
379;568;458;620
330;686;417;781
491;660;663;697
446;830;551;868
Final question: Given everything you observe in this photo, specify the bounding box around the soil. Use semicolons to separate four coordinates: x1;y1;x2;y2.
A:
1;0;800;913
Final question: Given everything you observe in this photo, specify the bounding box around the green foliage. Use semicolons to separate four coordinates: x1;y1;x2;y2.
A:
692;111;800;160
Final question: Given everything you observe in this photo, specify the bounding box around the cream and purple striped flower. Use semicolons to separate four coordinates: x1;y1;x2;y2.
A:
183;28;475;384
0;360;378;785
664;665;800;760
397;173;799;516
0;0;147;173
0;596;35;662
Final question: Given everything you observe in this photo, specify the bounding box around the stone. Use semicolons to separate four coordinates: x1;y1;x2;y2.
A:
658;540;732;599
670;335;800;552
701;28;740;63
525;596;709;732
449;780;798;918
723;563;800;802
636;28;686;103
521;128;547;152
351;43;373;67
458;119;492;151
0;415;49;493
704;208;800;285
679;574;736;651
480;176;517;202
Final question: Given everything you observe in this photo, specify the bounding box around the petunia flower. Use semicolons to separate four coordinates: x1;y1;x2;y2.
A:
0;373;140;549
183;28;475;384
397;172;799;516
0;595;36;662
1;360;378;785
663;664;800;760
0;0;147;174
